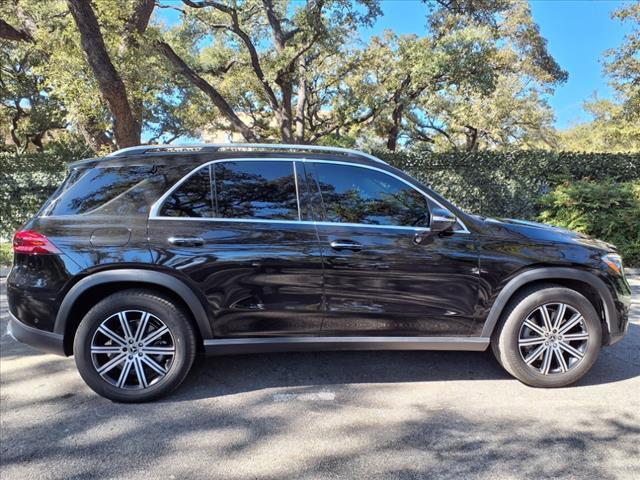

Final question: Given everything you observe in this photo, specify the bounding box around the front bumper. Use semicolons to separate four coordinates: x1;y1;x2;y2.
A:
8;312;66;356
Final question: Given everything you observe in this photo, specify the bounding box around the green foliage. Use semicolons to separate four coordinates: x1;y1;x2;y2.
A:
603;2;640;118
558;98;640;153
376;149;640;219
0;141;91;238
538;180;640;267
0;8;67;153
557;4;639;154
0;241;11;267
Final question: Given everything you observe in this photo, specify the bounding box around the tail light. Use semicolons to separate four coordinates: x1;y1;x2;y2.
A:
13;230;61;255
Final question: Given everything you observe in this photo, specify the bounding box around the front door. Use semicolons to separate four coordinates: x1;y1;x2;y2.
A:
148;159;324;337
304;160;479;337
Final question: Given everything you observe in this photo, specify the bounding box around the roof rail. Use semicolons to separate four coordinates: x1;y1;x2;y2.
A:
107;143;387;165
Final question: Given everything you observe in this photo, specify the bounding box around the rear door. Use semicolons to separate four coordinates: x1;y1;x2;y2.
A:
304;160;479;337
148;159;324;338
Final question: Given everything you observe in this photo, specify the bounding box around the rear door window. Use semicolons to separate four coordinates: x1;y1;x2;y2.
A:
212;161;299;221
159;166;213;218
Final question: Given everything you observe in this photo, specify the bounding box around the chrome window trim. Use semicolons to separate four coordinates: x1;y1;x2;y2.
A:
149;216;430;232
292;161;302;221
149;157;469;233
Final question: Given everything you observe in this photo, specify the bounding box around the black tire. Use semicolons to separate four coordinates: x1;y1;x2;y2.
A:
73;289;197;402
491;284;602;388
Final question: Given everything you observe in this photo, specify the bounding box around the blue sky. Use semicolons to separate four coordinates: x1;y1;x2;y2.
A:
156;0;634;130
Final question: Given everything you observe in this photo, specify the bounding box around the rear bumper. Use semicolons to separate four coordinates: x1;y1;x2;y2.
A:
7;312;66;356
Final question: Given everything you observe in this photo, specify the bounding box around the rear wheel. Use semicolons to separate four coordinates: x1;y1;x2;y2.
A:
492;284;602;388
74;289;196;402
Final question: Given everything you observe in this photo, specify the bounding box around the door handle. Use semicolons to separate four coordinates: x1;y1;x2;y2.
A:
330;240;363;252
168;236;204;247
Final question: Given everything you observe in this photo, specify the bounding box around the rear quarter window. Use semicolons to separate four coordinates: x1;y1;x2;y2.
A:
41;165;187;217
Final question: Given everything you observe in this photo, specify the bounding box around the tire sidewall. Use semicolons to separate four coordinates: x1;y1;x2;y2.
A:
498;287;602;388
74;291;195;402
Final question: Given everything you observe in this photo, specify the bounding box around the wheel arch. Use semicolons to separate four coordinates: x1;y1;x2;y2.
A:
481;267;616;343
54;269;213;356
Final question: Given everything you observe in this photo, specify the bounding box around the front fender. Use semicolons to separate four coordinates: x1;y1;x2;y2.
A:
480;267;618;341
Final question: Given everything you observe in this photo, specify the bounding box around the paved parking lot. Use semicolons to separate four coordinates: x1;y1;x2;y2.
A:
1;276;639;480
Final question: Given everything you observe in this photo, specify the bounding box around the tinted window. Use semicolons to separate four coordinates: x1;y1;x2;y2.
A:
42;165;180;216
213;161;298;220
160;166;213;218
312;163;429;227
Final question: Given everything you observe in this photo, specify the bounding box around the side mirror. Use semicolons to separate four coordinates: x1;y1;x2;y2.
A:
430;207;457;233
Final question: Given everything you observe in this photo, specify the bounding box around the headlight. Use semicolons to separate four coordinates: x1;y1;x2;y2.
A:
602;253;624;275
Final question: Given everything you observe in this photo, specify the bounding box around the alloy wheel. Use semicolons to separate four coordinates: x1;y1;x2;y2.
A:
90;310;175;389
518;303;589;375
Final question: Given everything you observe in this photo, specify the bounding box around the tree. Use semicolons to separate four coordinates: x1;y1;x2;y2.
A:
558;98;640;153
558;3;639;153
351;29;500;151
0;2;67;153
157;0;382;143
334;0;567;151
2;0;567;152
0;39;68;152
603;2;639;117
410;74;559;151
1;0;182;152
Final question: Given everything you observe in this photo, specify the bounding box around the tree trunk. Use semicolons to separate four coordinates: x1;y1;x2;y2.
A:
67;0;140;149
121;0;156;133
386;76;411;151
294;57;307;143
79;115;115;152
464;125;479;151
386;102;404;151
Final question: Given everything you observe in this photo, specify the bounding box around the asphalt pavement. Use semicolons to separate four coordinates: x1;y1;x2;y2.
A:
1;276;639;480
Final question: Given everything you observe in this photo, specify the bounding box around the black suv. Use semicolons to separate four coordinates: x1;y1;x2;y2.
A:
7;144;631;402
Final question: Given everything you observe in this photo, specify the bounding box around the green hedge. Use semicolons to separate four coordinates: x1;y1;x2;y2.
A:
539;180;640;267
376;150;640;219
0;143;91;239
0;242;11;266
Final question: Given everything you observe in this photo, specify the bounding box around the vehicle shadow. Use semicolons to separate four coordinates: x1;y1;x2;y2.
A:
2;324;638;400
170;322;640;402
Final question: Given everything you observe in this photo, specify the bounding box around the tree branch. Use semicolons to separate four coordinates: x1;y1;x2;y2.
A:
125;0;155;37
116;0;156;142
0;19;33;42
182;0;280;112
156;40;258;142
182;0;232;14
262;0;286;50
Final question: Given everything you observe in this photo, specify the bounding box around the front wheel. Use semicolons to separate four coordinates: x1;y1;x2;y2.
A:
74;289;197;402
492;284;602;388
